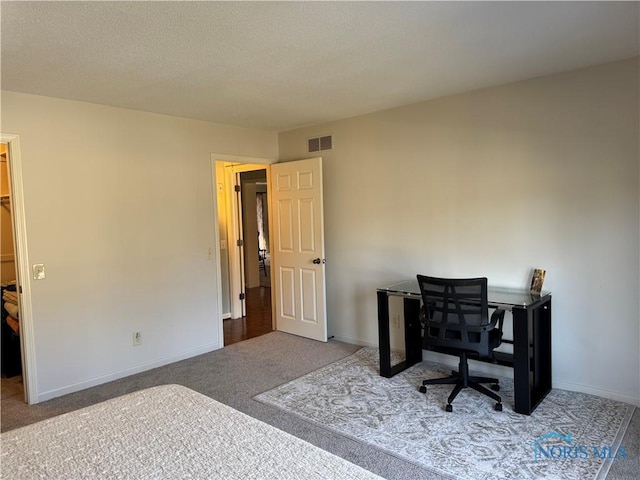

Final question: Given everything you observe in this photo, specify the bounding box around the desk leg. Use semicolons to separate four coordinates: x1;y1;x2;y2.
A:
513;306;531;414
404;297;423;368
532;298;552;408
377;291;392;377
377;292;422;378
513;298;552;415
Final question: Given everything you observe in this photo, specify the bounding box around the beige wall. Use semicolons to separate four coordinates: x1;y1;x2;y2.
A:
1;91;278;401
279;58;640;403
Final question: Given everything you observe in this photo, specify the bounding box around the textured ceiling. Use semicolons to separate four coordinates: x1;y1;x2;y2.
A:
1;1;638;132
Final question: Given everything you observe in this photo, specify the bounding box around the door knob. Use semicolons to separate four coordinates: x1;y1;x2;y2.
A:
312;258;326;264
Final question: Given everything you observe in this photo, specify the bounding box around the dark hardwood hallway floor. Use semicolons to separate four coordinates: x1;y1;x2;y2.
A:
223;286;273;346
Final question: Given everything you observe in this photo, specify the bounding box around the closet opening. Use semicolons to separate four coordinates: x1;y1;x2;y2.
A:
1;142;24;402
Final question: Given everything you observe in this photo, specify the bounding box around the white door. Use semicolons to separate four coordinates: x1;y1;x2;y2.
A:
271;158;327;342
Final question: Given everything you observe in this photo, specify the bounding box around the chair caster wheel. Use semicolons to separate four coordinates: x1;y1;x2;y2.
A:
495;403;503;411
491;384;500;391
418;386;427;394
445;404;453;412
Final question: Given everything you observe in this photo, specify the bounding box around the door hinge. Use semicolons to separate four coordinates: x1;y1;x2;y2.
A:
239;292;245;300
237;239;244;247
234;184;241;192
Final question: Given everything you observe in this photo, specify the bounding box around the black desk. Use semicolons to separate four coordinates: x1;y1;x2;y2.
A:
377;280;552;415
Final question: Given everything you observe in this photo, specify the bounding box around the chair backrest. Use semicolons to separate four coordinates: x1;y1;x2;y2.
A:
417;275;493;358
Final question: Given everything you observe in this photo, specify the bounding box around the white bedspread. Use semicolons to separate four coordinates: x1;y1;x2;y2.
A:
1;384;382;479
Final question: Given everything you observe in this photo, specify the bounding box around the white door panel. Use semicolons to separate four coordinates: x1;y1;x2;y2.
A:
271;158;327;342
279;267;296;319
277;199;294;252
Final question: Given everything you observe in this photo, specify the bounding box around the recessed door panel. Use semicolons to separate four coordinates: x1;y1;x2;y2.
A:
300;268;318;324
298;198;315;253
298;170;313;190
279;266;296;320
277;172;292;192
277;199;294;252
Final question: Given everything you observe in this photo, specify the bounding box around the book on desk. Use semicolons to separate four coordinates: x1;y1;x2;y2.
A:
530;268;546;294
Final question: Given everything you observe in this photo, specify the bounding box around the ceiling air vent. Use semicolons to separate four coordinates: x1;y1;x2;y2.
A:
308;135;333;153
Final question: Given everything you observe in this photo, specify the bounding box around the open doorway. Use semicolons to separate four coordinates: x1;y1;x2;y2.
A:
1;142;23;401
215;161;274;346
225;169;272;344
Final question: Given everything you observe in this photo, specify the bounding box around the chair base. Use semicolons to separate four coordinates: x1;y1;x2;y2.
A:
419;353;503;412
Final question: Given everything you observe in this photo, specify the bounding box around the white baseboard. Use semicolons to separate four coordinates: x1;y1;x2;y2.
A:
222;312;231;320
552;379;640;407
330;334;378;349
36;342;222;403
330;336;640;407
424;352;640;406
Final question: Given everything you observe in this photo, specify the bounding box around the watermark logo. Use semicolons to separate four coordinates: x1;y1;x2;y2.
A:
533;431;628;460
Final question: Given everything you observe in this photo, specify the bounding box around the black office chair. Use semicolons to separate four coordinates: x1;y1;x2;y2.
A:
417;275;505;412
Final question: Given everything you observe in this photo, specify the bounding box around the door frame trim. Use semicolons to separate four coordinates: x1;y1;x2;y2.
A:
1;133;37;404
210;154;275;344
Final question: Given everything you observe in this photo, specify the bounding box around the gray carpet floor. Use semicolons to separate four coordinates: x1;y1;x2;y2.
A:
1;332;638;479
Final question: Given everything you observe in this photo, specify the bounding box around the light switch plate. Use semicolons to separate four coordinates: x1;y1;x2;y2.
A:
33;263;45;280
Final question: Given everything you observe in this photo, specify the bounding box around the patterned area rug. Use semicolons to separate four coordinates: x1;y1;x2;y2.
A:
255;348;634;480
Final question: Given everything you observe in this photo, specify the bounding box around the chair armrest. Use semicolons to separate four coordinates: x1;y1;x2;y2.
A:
462;309;504;340
490;309;505;333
